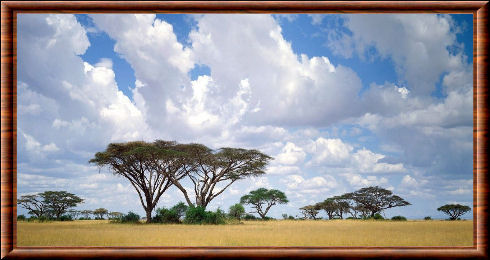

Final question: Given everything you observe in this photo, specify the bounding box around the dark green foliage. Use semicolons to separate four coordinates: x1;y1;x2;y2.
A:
346;217;358;220
78;217;91;220
437;204;471;220
288;215;295;220
120;211;141;223
391;215;407;221
424;216;432;220
228;203;245;220
59;215;73;221
243;214;258;220
183;206;226;224
154;208;180;224
17;215;26;221
364;213;384;220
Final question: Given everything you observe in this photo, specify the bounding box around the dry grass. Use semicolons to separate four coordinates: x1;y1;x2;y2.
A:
17;219;473;247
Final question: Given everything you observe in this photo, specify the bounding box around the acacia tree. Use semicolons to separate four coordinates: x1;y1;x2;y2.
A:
80;210;93;219
315;198;339;219
240;188;288;219
89;141;187;223
437;204;471;220
300;205;320;220
17;194;46;218
93;208;109;219
41;191;84;219
349;186;410;217
169;144;272;208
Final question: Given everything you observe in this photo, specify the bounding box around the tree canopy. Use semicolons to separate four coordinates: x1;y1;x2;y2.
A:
299;205;320;220
348;186;410;217
93;208;109;219
240;188;288;219
437;204;471;220
18;191;83;220
169;144;272;208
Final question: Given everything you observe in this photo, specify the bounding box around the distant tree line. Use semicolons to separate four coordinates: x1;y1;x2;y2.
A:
300;186;411;220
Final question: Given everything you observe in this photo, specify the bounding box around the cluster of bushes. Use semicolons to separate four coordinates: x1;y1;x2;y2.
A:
17;214;73;222
151;203;227;225
110;212;141;224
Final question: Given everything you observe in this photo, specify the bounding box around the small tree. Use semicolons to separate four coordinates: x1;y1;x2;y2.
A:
17;194;46;218
109;212;123;220
40;191;84;220
300;205;320;220
228;203;245;220
80;210;93;219
93;208;109;219
315;199;338;219
240;188;288;219
437;204;471;220
349;186;410;217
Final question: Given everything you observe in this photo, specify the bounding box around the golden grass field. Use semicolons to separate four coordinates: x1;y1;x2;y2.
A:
17;219;473;247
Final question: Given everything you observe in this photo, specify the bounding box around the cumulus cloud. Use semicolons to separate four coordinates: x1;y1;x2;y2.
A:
327;14;468;96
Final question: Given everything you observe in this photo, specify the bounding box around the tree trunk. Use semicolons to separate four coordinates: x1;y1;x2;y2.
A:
145;209;152;223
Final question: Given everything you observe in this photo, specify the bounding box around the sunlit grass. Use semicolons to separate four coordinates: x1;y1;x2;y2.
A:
17;219;473;247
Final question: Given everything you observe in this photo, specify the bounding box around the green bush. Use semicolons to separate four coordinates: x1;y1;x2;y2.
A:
184;206;226;224
346;217;358;220
59;215;73;221
153;208;180;224
391;215;407;221
424;216;432;220
288;215;295;220
120;211;140;223
243;214;258;220
17;215;26;221
365;213;384;220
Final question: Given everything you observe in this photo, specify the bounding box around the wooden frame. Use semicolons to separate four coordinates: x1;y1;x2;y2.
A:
1;1;488;259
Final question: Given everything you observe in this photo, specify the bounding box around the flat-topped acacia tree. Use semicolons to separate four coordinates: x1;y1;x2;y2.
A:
169;143;273;208
89;141;187;223
349;186;411;218
240;188;288;219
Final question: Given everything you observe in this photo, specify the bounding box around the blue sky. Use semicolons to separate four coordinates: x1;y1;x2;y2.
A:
17;13;473;220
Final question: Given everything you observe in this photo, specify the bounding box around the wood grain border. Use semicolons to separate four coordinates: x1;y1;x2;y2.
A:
1;1;488;259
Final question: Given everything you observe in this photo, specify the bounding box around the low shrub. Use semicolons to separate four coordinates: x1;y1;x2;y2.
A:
364;213;384;220
424;216;432;220
391;215;407;221
17;215;26;221
183;206;226;224
288;215;295;220
59;215;73;221
153;208;180;224
346;217;358;220
119;211;141;223
243;214;258;220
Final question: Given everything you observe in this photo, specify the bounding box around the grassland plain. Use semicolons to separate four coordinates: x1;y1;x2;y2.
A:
17;219;473;247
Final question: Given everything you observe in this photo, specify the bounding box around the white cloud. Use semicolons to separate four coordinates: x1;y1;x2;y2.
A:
329;14;468;96
276;142;306;165
342;173;392;190
307;138;353;166
352;148;405;174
